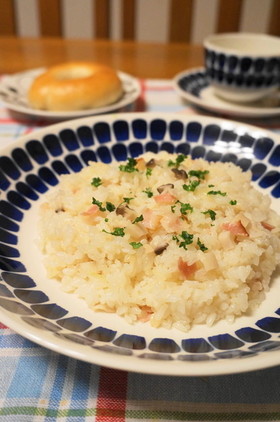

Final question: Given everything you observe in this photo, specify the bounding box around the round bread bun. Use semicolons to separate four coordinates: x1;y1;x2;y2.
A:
28;61;123;111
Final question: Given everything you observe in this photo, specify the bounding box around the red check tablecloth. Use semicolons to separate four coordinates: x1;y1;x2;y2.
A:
0;79;280;422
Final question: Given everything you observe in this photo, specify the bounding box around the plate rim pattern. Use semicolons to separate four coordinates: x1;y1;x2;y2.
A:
1;112;280;376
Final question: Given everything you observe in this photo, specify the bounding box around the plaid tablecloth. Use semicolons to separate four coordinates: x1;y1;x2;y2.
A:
0;79;280;422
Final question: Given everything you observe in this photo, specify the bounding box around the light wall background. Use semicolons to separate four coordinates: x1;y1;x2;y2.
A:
14;0;275;44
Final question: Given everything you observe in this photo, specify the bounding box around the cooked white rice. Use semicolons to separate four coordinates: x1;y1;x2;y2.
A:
39;152;280;331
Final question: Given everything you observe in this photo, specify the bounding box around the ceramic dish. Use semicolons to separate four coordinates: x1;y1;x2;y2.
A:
174;68;280;119
0;112;280;376
0;68;141;122
203;33;280;103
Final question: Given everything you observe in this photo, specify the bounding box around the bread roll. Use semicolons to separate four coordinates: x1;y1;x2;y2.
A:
28;61;123;111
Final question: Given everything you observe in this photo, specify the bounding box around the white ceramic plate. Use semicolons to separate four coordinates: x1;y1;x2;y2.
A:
174;68;280;119
0;68;141;122
1;112;280;376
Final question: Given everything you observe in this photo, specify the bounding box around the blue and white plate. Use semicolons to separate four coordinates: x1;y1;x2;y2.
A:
0;112;280;376
0;68;141;122
174;68;280;119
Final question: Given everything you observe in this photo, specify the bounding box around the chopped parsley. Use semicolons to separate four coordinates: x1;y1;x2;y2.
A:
202;209;216;221
143;188;153;198
106;202;116;212
123;197;134;204
168;154;187;168
91;177;102;187
207;190;227;196
132;214;144;224
171;200;193;215
208;184;215;188
197;238;208;252
189;170;209;180
92;197;115;212
173;231;194;250
146;168;153;178
230;200;237;205
130;241;143;249
92;197;106;212
119;158;138;173
179;202;193;215
102;227;125;237
183;180;200;192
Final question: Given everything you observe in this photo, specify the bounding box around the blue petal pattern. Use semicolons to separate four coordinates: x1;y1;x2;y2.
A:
132;119;147;139
204;48;279;90
0;156;21;179
43;134;63;156
59;129;80;151
26;140;49;164
113;334;146;350
85;326;116;342
77;126;94;146
11;148;33;171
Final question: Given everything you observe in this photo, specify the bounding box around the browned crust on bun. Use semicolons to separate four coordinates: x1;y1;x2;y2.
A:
28;61;123;111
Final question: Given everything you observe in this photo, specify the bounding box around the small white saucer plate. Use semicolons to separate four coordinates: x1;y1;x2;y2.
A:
0;68;141;121
174;68;280;119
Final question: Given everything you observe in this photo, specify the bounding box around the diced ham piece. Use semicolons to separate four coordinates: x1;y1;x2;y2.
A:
138;305;153;322
81;204;99;216
142;208;161;230
136;157;146;171
160;214;182;233
261;221;275;231
178;257;197;278
154;192;176;204
222;220;249;237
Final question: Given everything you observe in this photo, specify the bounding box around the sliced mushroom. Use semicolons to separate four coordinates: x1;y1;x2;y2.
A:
171;168;188;180
116;203;129;216
55;207;65;213
156;183;174;194
154;243;168;255
146;158;156;168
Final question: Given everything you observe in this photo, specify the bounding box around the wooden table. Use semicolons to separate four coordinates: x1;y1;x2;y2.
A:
0;37;204;78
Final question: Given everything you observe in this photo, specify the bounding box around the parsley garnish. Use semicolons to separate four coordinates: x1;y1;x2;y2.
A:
197;238;208;252
202;209;216;221
173;231;194;250
102;227;125;237
91;177;102;187
123;197;134;204
189;170;209;180
143;188;153;198
207;190;227;196
146;168;153;178
92;197;115;212
119;158;138;173
92;197;106;212
183;180;200;192
230;200;237;205
130;241;143;249
180;202;193;215
168;154;187;168
171;200;193;215
132;215;144;224
106;202;116;212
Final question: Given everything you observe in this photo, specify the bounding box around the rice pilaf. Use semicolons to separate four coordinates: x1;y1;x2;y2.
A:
39;152;280;331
